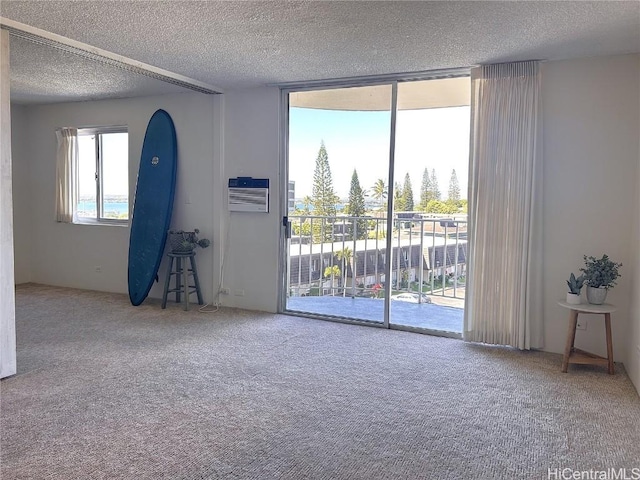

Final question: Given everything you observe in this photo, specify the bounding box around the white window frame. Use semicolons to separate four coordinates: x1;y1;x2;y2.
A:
75;126;128;225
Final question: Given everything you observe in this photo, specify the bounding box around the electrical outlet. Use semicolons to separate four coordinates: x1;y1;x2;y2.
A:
576;319;587;330
234;289;245;297
220;287;230;295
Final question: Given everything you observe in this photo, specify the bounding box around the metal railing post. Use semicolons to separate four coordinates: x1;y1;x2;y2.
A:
396;218;401;294
352;218;357;298
297;217;302;294
309;217;314;292
454;220;459;298
419;219;424;302
442;222;448;297
431;220;436;294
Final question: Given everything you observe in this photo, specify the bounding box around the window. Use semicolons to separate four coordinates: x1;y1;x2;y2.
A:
76;127;128;223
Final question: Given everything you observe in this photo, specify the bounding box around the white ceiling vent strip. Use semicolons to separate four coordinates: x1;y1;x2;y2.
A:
0;17;223;95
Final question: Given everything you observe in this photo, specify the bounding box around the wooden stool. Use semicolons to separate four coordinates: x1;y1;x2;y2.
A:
161;252;203;311
558;301;616;374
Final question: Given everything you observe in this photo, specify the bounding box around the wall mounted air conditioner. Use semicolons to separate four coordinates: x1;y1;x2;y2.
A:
228;177;269;213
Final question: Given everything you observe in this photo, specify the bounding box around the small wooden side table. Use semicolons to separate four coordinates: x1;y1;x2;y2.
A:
558;301;616;374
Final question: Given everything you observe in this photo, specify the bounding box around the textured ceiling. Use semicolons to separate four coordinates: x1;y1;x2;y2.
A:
2;0;639;104
8;35;191;104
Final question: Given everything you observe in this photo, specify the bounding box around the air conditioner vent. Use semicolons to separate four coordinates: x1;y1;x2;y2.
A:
228;177;269;213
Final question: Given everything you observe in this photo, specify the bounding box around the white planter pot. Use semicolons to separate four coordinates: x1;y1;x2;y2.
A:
586;286;608;305
566;293;582;305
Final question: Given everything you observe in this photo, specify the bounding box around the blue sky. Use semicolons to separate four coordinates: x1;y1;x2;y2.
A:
78;132;128;198
289;105;470;201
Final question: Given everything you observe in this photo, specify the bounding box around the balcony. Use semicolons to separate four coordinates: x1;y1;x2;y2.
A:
286;214;467;335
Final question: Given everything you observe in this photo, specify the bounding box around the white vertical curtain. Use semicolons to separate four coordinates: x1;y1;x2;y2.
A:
464;61;543;350
55;127;78;223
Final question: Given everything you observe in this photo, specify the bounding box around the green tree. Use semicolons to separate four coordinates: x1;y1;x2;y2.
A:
426;200;458;214
324;265;341;296
371;178;387;209
430;169;441;201
448;169;461;202
292;219;311;236
311;142;337;241
301;195;312;214
419;168;432;211
393;181;405;212
401;172;414;211
347;169;367;240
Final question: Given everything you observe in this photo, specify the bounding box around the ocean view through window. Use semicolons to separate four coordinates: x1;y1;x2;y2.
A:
76;127;128;224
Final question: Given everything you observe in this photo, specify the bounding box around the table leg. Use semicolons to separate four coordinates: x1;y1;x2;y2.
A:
175;257;182;304
562;309;579;373
190;255;204;305
183;260;189;311
605;312;614;374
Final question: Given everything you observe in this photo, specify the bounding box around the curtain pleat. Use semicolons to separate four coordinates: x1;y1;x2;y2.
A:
464;61;543;350
55;128;78;223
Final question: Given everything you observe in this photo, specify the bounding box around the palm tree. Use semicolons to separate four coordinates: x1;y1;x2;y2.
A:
323;265;341;296
335;247;353;297
371;179;387;208
301;195;312;215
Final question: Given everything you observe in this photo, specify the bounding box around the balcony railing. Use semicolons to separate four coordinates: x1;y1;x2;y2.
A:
287;214;467;304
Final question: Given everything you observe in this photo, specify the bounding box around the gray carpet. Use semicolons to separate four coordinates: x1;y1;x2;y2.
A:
2;284;639;479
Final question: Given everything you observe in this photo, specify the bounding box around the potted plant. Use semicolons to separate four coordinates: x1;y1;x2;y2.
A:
168;229;211;254
566;273;584;305
579;254;622;305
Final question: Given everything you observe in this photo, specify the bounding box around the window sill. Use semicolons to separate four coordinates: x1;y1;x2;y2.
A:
72;218;129;227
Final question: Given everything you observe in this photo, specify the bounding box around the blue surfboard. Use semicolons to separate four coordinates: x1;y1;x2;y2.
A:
128;109;177;306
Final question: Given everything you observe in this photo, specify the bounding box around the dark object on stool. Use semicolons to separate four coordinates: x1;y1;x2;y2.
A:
161;252;203;311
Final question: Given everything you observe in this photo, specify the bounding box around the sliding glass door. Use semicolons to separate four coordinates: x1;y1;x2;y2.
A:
282;76;470;335
284;84;392;324
388;79;470;334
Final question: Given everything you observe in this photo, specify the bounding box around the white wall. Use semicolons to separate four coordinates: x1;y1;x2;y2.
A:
628;78;640;391
11;104;32;284
542;54;640;363
219;87;281;312
1;29;16;378
12;86;281;312
12;92;219;303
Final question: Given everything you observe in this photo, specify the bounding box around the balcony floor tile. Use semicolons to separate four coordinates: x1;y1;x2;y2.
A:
286;296;463;334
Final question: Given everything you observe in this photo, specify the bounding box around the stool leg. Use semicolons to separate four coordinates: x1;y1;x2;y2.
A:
190;255;204;305
605;312;614;374
161;255;174;309
175;257;182;304
183;258;189;311
562;310;578;373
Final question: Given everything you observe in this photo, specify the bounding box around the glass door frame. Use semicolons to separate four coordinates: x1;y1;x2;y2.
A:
277;68;470;331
